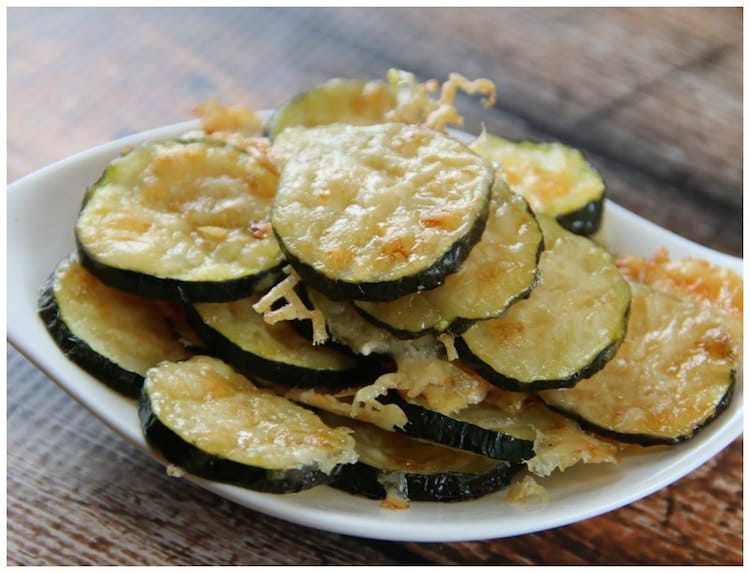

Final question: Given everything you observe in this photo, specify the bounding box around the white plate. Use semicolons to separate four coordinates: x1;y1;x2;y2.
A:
8;121;743;543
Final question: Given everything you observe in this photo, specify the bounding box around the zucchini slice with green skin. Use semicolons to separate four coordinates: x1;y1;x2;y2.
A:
380;390;534;461
187;292;368;388
38;256;191;397
540;283;738;445
306;287;443;359
139;356;357;493
354;182;543;337
458;215;631;391
319;412;522;503
271;123;494;301
470;133;605;236
281;383;532;462
266;79;397;139
76;138;284;303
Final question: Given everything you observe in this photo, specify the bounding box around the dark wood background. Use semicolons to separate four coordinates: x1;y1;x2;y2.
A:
7;7;742;565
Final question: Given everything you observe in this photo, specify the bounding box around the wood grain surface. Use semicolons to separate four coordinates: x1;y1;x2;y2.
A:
7;7;742;566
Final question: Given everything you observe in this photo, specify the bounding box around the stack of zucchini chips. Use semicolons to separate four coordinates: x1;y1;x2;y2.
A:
40;74;740;506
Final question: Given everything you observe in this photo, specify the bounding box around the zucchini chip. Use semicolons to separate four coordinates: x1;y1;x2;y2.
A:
320;413;522;503
271;123;494;301
463;391;620;477
459;215;631;391
139;356;357;493
38;256;191;397
471;133;605;235
281;379;532;462
187;292;367;388
354;182;543;337
306;287;442;358
76;139;284;302
267;79;396;139
540;283;738;445
381;391;534;462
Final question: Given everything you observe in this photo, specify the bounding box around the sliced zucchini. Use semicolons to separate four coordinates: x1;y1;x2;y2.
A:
540;283;738;445
463;391;621;477
267;79;397;139
354;182;543;337
160;302;210;354
139;356;357;493
458;215;631;391
470;133;605;235
271;123;494;301
305;287;442;359
319;412;522;503
76;138;284;302
380;391;534;461
38;256;191;397
187;292;367;388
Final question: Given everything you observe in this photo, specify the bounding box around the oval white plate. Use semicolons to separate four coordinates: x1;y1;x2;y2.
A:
8;121;743;542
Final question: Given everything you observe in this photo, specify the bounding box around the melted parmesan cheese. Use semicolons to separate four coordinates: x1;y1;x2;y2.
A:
251;267;328;345
76;140;283;282
194;97;263;136
470;131;604;217
457;390;620;477
385;69;496;132
352;356;491;422
617;247;742;318
272;123;493;284
540;283;738;441
507;475;548;504
145;356;357;473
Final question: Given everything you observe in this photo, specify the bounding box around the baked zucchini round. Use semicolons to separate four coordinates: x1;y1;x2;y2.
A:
540;283;738;445
187;292;368;388
139;356;357;493
381;390;535;461
354;182;543;337
266;78;396;139
458;215;631;391
271;123;494;301
319;412;522;503
38;255;191;397
470;133;605;236
76;139;284;302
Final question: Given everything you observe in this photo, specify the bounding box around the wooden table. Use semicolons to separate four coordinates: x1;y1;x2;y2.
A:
8;7;742;565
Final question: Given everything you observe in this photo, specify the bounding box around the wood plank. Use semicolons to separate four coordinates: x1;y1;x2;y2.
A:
302;7;742;207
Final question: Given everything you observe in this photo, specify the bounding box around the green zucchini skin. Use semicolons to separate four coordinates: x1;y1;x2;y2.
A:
38;275;144;398
77;237;283;303
470;134;606;236
382;391;535;461
139;389;334;493
331;459;522;503
351;308;475;340
546;379;735;447
555;196;604;237
275;198;490;302
455;328;628;392
184;303;369;389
